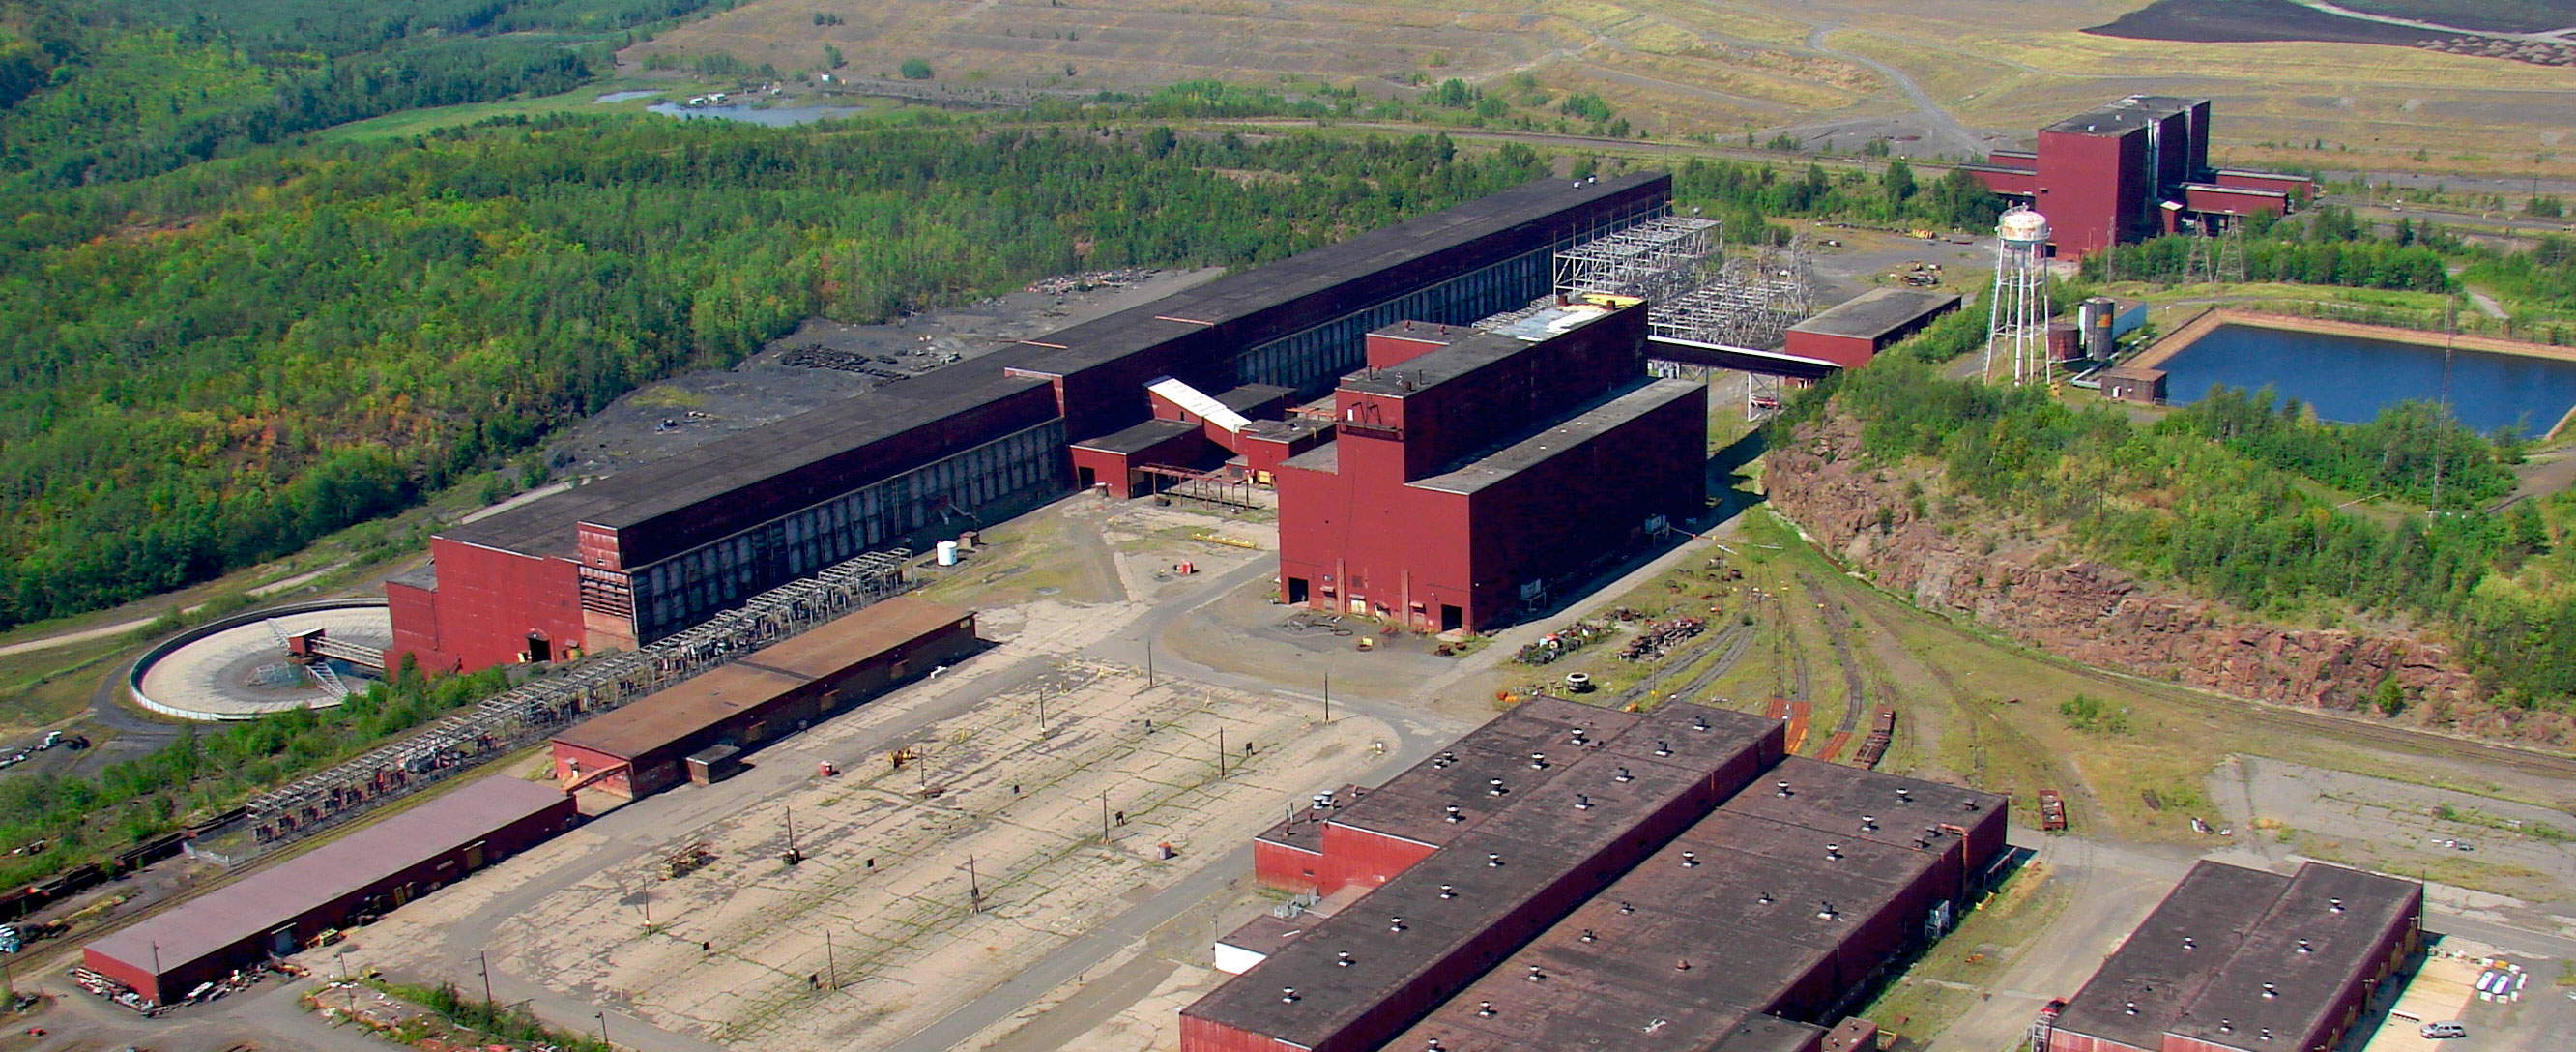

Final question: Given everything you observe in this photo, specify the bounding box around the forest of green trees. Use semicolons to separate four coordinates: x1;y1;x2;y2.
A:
1781;356;2572;709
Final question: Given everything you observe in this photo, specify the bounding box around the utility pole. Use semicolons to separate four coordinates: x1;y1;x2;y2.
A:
639;891;651;932
825;930;837;990
784;805;802;864
1102;791;1112;839
596;1011;612;1049
1145;638;1155;687
968;856;982;908
475;951;494;1007
1218;728;1226;776
1037;687;1047;737
1322;672;1332;722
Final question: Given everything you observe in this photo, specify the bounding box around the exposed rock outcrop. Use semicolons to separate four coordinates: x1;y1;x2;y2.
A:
1767;414;2567;744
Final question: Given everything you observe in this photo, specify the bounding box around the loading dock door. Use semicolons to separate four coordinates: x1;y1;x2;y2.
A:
269;923;298;956
465;840;486;871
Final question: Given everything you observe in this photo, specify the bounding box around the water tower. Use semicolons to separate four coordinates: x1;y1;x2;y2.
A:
1984;207;2053;385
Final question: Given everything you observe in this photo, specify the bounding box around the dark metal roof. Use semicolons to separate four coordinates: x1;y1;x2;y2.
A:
1787;289;1963;343
1317;696;1642;850
87;777;568;978
441;365;1052;560
1069;418;1201;455
2165;863;2420;1049
1410;381;1703;496
1186;702;1764;1051
730;597;971;679
551;663;808;761
1218;383;1297;412
2045;95;2205;136
1717;755;2006;852
1010;174;1671;378
2052;861;2294;1048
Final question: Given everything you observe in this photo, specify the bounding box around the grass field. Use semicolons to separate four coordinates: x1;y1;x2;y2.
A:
622;0;2576;178
1514;507;2576;848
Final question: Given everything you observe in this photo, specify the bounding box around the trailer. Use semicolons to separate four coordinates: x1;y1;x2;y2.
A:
1852;707;1896;769
2039;788;2069;832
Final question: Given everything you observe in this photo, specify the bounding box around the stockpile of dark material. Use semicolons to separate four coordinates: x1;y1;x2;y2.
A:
777;346;914;380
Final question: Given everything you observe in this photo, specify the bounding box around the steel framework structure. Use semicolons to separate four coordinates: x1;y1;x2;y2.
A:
1648;238;1814;350
1552;214;1718;306
230;548;913;852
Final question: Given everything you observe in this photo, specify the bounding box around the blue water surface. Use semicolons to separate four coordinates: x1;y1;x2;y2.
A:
646;102;869;126
2156;323;2576;436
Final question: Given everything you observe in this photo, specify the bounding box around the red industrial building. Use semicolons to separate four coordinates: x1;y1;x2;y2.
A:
550;597;977;800
1191;697;2010;1052
83;776;576;1007
390;174;1672;674
2040;860;2420;1052
1963;97;2313;259
1780;289;1962;369
1272;302;1707;631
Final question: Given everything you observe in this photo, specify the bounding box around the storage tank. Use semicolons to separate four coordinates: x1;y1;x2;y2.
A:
2079;297;2117;360
2047;322;2082;364
936;540;960;567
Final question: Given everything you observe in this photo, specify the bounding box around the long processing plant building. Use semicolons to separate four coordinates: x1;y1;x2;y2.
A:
1186;696;2010;1052
391;174;1672;673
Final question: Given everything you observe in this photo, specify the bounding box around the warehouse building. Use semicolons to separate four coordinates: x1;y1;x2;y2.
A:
391;174;1672;674
1272;302;1707;632
2041;860;2420;1052
1780;289;1962;369
551;597;977;800
1962;97;2313;259
84;776;575;1006
1188;699;2009;1052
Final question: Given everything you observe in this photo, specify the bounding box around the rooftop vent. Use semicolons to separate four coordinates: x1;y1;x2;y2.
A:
1655;740;1673;757
1693;714;1710;731
1681;851;1700;868
1776;780;1793;798
2124;1002;2138;1016
1427;1040;1442;1052
1817;900;1838;920
1530;752;1548;770
2219;1020;2233;1035
1580;928;1597;943
2261;983;2276;999
1477;1001;1495;1018
1616;766;1635;783
1575;793;1593;810
1962;799;1980;811
1439;884;1456;899
1526;965;1546;982
1675;959;1693;971
2260;1029;2273;1041
1758;891;1774;905
2297;939;2313;954
1444;804;1462;823
1569;728;1587;745
1619;900;1635;915
2184;936;2197;950
1281;988;1299;1004
1310;793;1332;810
1389;917;1406;932
1488;778;1507;797
1488;853;1503;867
1896;787;1912;802
2330;898;2346;914
1337;950;1353;968
1826;843;1843;862
1862;815;1878;832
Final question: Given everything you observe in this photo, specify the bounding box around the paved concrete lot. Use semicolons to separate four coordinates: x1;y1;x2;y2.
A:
322;563;1416;1052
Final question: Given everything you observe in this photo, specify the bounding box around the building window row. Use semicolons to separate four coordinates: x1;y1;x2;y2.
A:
626;420;1067;639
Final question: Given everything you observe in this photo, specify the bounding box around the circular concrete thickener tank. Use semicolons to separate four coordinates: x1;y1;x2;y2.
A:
130;599;392;721
1998;206;2050;246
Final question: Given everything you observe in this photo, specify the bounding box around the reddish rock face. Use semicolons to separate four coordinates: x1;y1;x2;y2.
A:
1766;414;2568;746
